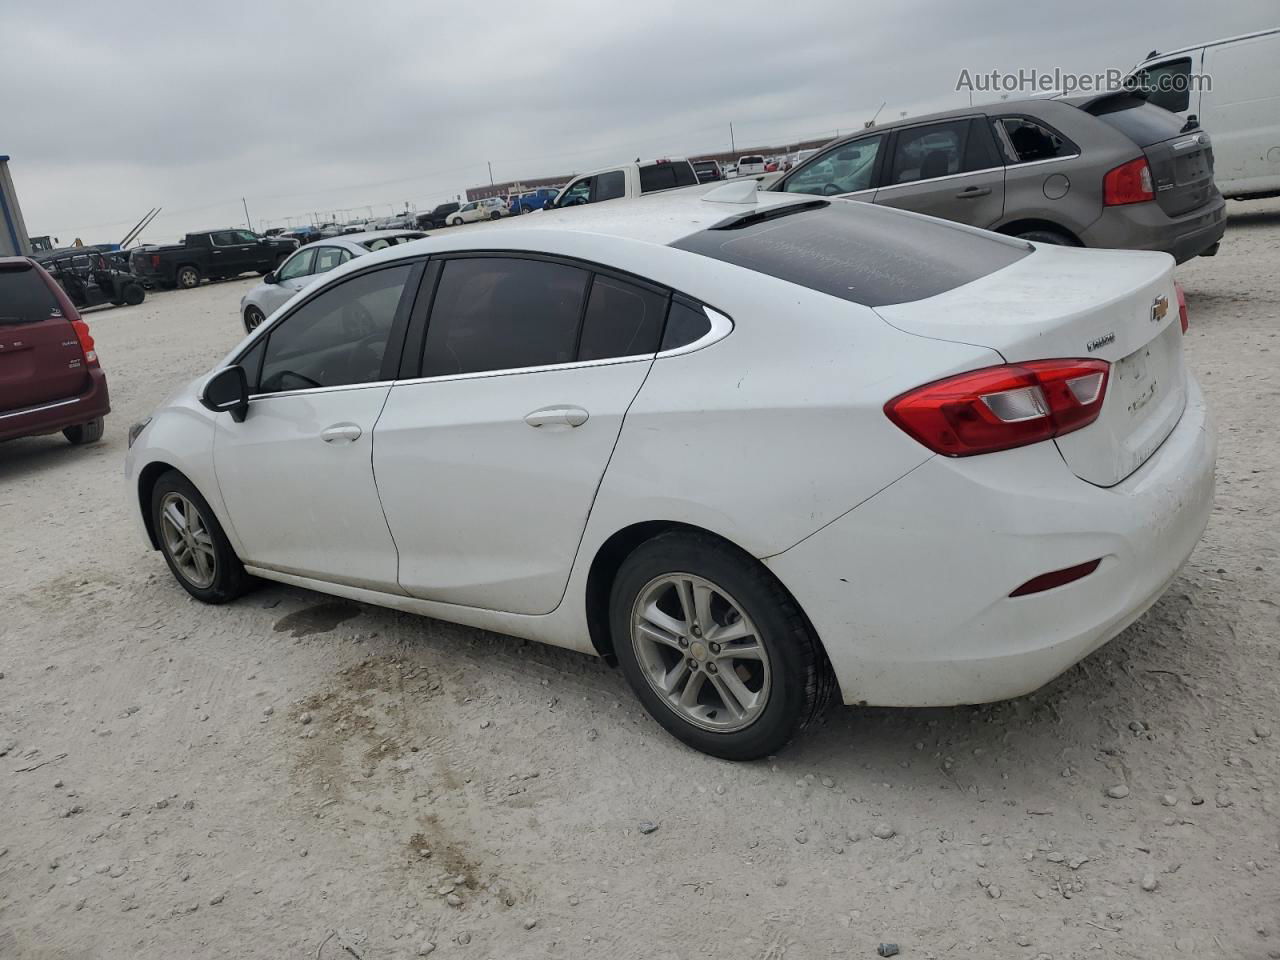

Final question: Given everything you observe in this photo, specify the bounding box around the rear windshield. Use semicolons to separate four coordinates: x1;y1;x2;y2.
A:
670;200;1030;307
639;163;699;193
0;267;61;324
1081;94;1185;147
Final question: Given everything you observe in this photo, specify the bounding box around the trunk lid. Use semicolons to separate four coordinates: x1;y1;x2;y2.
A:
874;244;1186;487
1082;93;1217;217
0;261;91;414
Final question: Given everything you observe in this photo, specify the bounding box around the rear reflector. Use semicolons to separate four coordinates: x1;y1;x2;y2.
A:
1010;559;1101;597
1174;281;1189;334
885;359;1110;456
71;318;98;366
1103;156;1155;205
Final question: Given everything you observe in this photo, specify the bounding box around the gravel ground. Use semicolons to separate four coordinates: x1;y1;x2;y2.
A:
2;201;1278;960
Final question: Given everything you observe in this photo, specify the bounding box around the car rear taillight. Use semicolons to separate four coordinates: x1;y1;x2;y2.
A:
1103;156;1154;205
885;359;1110;457
1174;281;1189;334
150;254;161;268
71;318;98;366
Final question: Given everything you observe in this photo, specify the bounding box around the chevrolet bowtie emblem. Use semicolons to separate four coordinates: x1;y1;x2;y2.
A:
1151;295;1169;323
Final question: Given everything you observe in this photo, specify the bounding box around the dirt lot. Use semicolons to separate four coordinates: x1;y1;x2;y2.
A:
2;202;1278;960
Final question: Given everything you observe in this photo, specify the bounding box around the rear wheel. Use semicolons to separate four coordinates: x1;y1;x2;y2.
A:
243;305;266;333
63;417;104;445
610;531;834;760
176;265;201;289
151;471;248;604
123;283;145;305
1014;228;1080;247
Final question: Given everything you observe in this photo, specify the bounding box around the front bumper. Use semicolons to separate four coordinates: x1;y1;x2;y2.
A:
764;376;1216;707
0;368;110;443
1081;196;1227;264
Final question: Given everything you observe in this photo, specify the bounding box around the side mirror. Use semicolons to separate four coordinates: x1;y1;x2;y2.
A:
263;271;277;284
200;365;249;423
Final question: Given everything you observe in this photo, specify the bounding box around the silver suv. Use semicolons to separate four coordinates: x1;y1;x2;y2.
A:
765;92;1225;263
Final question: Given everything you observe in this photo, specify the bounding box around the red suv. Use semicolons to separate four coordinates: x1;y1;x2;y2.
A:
1;257;110;445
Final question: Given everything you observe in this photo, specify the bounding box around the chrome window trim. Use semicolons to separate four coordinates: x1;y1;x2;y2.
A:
657;306;734;358
389;354;654;389
248;379;395;402
874;165;1005;193
1004;153;1081;170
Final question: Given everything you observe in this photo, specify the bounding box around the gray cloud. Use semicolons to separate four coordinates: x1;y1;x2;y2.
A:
3;0;1273;242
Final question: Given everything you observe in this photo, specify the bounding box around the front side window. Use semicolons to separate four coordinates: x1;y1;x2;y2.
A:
888;120;969;184
210;231;240;246
257;264;411;394
558;177;593;206
782;135;884;196
421;257;589;377
595;170;626;201
577;276;667;361
276;248;315;281
999;118;1072;163
313;246;345;273
1129;57;1192;113
233;230;258;243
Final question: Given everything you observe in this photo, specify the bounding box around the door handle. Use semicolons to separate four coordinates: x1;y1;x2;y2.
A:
320;423;362;443
956;186;991;198
524;406;589;428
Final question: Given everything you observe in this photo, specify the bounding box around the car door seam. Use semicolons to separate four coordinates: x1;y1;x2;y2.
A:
368;382;410;595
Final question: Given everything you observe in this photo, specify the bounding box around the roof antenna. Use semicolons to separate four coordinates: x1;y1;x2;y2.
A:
864;101;886;129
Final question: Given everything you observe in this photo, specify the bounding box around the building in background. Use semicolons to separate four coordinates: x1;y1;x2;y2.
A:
1;155;33;257
467;175;569;203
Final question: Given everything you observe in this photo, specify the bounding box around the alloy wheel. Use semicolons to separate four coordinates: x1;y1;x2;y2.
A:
245;306;265;330
630;573;772;733
159;492;218;589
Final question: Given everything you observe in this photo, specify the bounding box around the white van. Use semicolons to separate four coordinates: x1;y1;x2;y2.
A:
1126;28;1280;199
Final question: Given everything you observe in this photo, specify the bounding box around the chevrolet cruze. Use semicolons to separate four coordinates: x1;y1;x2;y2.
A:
125;181;1215;760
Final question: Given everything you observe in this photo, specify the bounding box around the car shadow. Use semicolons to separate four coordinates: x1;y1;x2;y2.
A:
0;434;118;484
1226;207;1280;229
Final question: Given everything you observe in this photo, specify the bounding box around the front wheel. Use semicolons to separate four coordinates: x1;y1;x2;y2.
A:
610;531;834;760
123;283;145;305
243;305;266;333
151;471;249;604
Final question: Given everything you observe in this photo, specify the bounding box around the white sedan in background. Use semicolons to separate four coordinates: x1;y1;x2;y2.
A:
127;182;1214;760
239;230;426;332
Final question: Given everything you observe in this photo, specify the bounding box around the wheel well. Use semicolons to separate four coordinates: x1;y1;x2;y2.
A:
137;461;179;549
994;219;1082;244
177;262;200;276
584;521;800;664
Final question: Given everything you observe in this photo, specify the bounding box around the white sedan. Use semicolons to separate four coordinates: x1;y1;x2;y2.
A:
238;230;426;333
126;181;1215;760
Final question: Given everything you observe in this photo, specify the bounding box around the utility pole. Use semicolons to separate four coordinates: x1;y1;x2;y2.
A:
730;122;736;155
242;197;252;232
487;161;494;185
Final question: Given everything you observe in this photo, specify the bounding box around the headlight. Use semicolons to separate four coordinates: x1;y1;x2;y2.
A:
127;417;152;448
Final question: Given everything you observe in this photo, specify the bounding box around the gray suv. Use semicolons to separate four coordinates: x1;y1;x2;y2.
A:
765;92;1225;263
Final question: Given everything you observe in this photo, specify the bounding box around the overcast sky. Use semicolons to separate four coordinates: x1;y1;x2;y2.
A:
3;1;1273;244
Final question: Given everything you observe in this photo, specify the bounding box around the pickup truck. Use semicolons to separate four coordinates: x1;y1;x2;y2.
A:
545;158;699;210
130;229;298;290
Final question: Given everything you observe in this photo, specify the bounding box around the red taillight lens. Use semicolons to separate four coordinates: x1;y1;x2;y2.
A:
151;254;161;268
1175;281;1189;334
71;318;98;366
1009;558;1101;597
1103;156;1155;205
885;359;1110;457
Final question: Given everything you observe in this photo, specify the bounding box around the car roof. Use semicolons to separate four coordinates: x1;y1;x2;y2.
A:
316;230;427;249
809;98;1070;150
1139;27;1279;62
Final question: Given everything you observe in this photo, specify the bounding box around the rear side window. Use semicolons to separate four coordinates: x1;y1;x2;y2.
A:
313;247;345;273
670;199;1030;308
661;299;711;351
422;258;589;376
998;118;1074;163
595;170;626;201
889;120;970;183
577;276;667;361
258;264;411;393
639;163;697;192
0;267;60;324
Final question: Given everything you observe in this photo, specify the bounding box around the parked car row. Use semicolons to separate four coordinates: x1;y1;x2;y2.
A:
131;229;299;290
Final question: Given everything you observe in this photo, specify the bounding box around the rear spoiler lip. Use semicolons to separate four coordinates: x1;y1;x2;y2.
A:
1056;88;1150;111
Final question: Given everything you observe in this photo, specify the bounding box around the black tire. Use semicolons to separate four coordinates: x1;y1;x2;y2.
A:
63;417;104;445
123;283;145;306
150;470;249;604
243;305;266;333
609;531;835;760
489;211;501;220
1014;229;1080;247
176;265;201;289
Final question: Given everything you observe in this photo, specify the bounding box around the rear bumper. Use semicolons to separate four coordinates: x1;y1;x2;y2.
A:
0;368;110;442
1081;197;1227;264
764;376;1215;707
